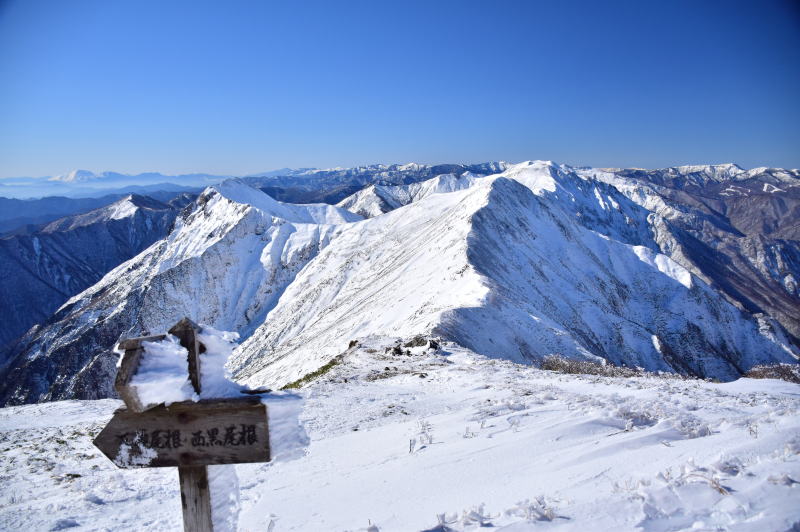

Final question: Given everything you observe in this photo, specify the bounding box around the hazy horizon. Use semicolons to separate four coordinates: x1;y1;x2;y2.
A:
4;159;798;182
2;0;799;178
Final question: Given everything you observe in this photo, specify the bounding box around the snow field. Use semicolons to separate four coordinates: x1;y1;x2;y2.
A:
1;339;798;531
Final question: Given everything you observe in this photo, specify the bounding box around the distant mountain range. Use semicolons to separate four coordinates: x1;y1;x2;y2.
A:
0;170;223;199
0;164;509;200
0;161;797;406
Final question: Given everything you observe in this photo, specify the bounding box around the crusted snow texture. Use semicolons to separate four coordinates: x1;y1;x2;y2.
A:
129;336;199;407
207;464;240;532
1;342;799;531
335;172;481;218
0;162;798;404
126;325;245;407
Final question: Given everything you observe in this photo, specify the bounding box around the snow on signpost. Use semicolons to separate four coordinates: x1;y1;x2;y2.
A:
94;318;274;532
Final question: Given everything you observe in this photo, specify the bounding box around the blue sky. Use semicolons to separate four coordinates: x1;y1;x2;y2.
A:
1;0;798;177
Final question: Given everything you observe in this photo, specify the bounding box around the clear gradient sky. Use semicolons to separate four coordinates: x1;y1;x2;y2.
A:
1;0;799;178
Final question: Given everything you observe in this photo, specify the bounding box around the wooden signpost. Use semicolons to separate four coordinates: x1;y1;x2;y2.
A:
94;318;271;532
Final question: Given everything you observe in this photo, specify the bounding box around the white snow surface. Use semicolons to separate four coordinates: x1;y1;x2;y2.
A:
215;179;363;225
335;172;481;218
48;169;98;183
129;336;199;406
196;325;248;399
1;340;798;531
105;196;140;220
632;246;693;290
208;464;241;532
260;393;310;464
128;325;246;405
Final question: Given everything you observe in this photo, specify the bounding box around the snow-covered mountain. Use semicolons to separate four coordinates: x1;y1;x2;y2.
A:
245;162;508;188
335;171;482;218
48;169;110;183
0;182;363;402
0;194;130;234
0;194;188;355
233;163;797;388
1;161;797;406
345;162;800;342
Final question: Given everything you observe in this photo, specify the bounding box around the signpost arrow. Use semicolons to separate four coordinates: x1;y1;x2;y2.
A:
93;397;270;468
93;318;271;532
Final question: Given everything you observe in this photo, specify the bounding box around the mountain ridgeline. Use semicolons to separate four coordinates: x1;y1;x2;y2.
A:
0;161;798;405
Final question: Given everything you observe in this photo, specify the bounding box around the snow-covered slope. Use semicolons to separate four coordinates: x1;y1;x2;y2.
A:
2;163;797;406
233;167;796;388
214;179;362;224
335;172;481;218
1;341;799;531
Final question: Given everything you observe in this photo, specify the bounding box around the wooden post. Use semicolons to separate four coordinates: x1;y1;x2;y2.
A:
169;318;204;395
179;466;214;532
169;318;214;532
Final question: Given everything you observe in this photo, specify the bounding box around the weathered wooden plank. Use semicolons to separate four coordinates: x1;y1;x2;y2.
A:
169;318;204;394
114;347;148;413
102;319;264;531
179;466;214;532
93;397;270;468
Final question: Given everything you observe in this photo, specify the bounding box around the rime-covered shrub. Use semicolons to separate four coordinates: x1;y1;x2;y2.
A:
743;363;800;384
540;354;694;380
540;354;642;378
